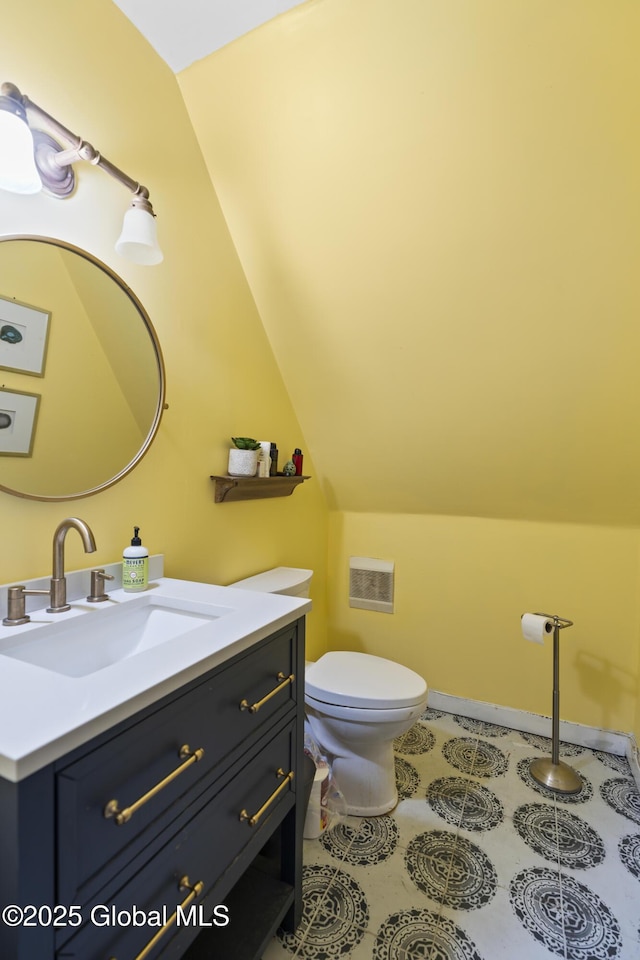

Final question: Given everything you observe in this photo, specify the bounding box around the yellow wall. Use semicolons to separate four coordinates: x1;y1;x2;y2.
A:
65;252;158;434
2;0;640;740
179;0;640;527
179;0;640;736
0;243;141;494
0;0;329;658
330;512;640;734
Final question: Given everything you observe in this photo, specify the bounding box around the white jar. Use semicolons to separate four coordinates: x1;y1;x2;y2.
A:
228;448;259;477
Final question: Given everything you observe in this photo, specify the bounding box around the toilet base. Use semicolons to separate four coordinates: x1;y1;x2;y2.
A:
329;742;399;817
305;694;428;818
343;795;399;817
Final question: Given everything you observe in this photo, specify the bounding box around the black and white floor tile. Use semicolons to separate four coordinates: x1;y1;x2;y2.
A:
262;712;640;959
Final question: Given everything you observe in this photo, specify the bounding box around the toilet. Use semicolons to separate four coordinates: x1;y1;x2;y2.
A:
228;566;314;598
229;567;428;817
306;651;427;815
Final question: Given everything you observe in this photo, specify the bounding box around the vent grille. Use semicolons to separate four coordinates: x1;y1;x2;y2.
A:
349;557;394;614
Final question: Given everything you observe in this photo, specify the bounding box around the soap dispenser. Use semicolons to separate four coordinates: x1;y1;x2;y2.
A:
123;526;148;592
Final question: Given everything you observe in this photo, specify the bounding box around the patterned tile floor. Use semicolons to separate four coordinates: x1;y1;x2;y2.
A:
262;709;640;960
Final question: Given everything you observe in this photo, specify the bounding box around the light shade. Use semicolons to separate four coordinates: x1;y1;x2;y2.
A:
0;109;41;194
2;82;163;266
115;205;163;265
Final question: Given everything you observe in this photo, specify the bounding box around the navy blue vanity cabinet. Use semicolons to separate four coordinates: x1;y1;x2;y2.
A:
57;721;298;959
57;622;299;907
0;617;306;960
0;765;56;960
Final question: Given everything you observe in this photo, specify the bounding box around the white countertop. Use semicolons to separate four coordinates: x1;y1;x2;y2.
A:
0;575;310;782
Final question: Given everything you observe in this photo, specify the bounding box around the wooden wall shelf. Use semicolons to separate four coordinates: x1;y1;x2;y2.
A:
210;475;310;503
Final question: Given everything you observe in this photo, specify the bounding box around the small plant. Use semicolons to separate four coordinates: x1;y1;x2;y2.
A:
231;437;261;450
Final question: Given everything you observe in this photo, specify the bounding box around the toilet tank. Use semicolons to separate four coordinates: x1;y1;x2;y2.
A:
229;567;313;598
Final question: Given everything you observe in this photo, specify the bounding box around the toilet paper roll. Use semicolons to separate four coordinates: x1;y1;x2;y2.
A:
521;613;554;644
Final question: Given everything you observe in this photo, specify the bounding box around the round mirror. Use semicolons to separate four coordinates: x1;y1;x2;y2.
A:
0;236;165;500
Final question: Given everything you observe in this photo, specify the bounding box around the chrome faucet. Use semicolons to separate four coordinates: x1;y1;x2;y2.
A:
48;517;97;613
2;517;97;626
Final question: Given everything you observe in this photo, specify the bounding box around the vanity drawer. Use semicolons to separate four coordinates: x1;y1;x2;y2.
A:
56;722;296;960
57;624;298;904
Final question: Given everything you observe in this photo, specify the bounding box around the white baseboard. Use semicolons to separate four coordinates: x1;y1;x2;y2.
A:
304;675;640;791
428;688;633;761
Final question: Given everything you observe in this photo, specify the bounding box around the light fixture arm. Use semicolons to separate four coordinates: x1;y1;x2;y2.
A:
2;82;154;211
1;81;163;263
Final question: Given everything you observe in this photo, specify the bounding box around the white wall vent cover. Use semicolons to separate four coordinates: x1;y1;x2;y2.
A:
349;557;394;613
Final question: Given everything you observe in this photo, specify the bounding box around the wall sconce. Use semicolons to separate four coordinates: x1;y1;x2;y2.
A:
0;82;163;265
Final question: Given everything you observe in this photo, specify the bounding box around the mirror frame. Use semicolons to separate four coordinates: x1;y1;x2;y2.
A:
0;235;166;501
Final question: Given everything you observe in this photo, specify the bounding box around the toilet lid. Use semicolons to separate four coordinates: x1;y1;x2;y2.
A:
306;652;427;709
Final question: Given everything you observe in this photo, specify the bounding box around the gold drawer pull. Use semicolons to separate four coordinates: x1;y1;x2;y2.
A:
239;672;295;713
239;767;294;827
104;744;205;825
109;874;204;960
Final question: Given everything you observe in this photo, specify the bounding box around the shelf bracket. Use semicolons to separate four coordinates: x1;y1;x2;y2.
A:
210;475;310;504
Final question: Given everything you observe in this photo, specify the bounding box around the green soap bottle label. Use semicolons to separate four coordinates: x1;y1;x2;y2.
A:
123;556;148;589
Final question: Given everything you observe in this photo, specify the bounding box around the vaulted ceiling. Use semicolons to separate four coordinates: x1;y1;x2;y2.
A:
111;0;308;71
119;0;640;526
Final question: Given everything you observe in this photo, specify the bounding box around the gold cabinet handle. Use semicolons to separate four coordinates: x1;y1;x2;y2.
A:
239;767;294;827
239;672;295;713
109;875;204;960
104;744;205;825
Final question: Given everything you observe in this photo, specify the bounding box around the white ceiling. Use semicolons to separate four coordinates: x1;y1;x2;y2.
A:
111;0;309;73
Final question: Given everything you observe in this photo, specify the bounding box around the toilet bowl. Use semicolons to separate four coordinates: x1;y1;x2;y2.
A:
228;567;428;817
306;651;428;815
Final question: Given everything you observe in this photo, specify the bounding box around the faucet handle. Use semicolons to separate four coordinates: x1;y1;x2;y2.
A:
3;585;51;627
87;569;115;603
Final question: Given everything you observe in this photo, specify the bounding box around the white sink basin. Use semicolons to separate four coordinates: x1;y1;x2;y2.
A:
0;595;234;678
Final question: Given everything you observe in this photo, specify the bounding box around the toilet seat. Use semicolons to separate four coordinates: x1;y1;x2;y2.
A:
306;651;427;710
305;694;425;723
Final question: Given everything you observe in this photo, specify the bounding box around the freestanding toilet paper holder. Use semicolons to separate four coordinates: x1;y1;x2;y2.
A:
528;613;582;795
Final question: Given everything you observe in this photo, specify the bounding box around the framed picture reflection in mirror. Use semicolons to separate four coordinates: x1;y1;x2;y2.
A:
0;295;51;377
0;387;40;456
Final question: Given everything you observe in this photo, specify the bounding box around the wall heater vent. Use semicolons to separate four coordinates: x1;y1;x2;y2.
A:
349;557;394;614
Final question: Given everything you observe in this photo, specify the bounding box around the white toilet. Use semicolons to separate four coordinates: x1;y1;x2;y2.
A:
228;566;314;598
306;651;427;815
229;566;428;817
